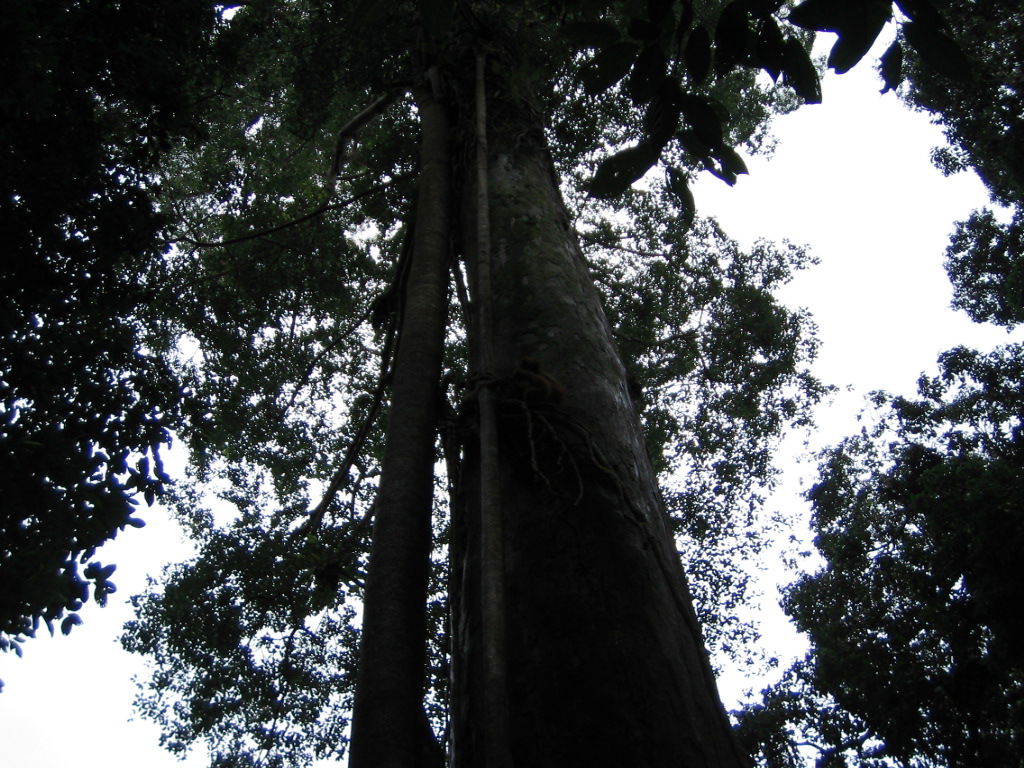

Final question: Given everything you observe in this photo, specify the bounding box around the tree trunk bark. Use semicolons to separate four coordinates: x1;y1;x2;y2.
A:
452;60;748;768
349;82;450;768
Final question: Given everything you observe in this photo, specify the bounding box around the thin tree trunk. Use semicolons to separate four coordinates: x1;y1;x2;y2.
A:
471;49;513;768
349;80;451;768
452;59;749;768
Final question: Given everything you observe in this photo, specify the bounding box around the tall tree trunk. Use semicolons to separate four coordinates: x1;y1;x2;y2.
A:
349;81;450;768
452;56;748;768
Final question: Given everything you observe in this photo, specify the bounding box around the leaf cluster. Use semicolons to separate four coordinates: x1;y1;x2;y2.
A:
771;345;1024;766
735;4;1024;764
0;0;828;758
571;0;821;208
587;212;826;667
0;0;214;658
123;493;363;768
890;0;1023;205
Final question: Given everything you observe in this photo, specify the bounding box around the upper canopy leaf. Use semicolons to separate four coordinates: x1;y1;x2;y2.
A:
581;40;641;95
879;38;904;92
715;1;754;74
781;36;822;103
563;20;622;50
827;2;890;73
684;24;713;85
589;142;661;198
418;0;454;40
903;19;971;80
681;93;726;151
788;0;891;73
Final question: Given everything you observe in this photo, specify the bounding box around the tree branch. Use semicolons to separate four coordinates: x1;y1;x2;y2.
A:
295;372;387;539
168;173;413;250
328;90;407;189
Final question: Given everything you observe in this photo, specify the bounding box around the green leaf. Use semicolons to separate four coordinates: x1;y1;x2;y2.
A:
628;17;661;41
715;1;753;73
589;143;661;199
418;0;454;40
782;37;822;103
684;25;713;85
61;615;82;636
717;145;749;177
677;129;713;160
787;0;846;32
681;94;725;151
563;20;622;50
755;18;787;81
787;0;890;73
666;168;696;229
627;45;668;105
745;0;788;15
879;39;903;92
643;77;684;146
648;0;674;23
826;2;890;74
675;1;695;46
903;20;971;81
706;163;739;186
581;41;641;95
893;0;944;27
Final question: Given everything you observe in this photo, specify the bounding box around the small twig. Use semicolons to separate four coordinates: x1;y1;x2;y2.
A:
612;328;697;349
285;308;373;412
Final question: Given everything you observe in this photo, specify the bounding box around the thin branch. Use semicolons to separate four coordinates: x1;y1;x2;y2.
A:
294;239;407;535
578;231;665;259
285;308;373;412
295;374;387;538
168;172;413;250
612;328;698;349
328;90;406;189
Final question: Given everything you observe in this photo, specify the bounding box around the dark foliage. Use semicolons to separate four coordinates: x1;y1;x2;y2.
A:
946;208;1024;328
735;3;1024;764
894;0;1024;205
0;1;213;656
742;346;1024;767
106;1;834;763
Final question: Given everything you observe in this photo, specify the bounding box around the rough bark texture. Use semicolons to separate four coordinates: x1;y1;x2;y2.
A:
349;85;450;768
452;64;749;768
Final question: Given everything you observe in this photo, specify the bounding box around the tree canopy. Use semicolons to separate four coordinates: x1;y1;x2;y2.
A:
735;3;1024;765
0;0;213;658
3;1;1020;767
114;2;825;760
738;343;1024;766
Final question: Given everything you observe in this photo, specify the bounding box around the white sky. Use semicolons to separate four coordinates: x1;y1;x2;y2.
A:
1;31;1019;768
696;32;1020;704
